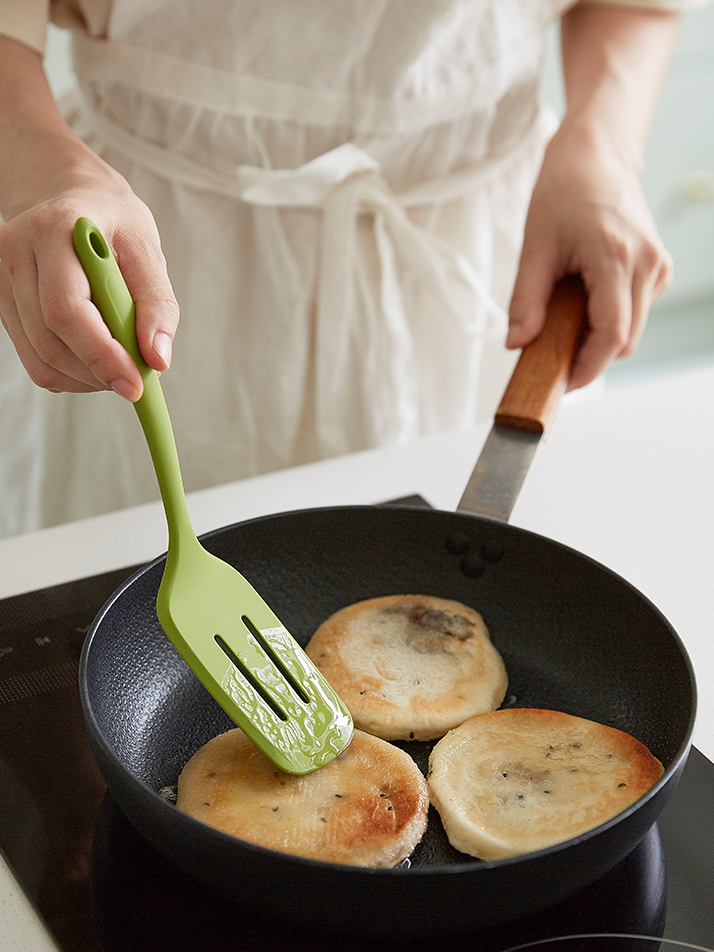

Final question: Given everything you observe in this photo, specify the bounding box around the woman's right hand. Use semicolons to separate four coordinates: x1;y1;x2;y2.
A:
0;34;179;401
0;186;179;400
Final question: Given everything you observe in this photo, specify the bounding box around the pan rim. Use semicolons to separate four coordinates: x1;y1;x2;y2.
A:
78;503;698;878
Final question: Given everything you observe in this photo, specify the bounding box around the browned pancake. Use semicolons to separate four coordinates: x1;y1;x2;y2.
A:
427;708;664;860
305;594;508;740
176;728;429;867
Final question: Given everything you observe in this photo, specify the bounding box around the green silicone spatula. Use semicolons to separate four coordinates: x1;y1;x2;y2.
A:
73;217;353;775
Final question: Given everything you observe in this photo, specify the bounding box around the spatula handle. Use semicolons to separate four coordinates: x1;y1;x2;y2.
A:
495;275;588;435
73;217;195;548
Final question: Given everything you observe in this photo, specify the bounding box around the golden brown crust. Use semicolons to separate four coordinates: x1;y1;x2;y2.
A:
427;708;664;861
176;728;429;867
305;594;508;741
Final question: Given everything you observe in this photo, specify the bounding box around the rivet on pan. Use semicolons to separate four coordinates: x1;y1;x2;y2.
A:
460;553;486;579
445;531;470;555
480;539;505;563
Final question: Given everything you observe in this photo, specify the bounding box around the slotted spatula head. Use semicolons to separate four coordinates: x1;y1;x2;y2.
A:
73;217;353;774
157;539;354;774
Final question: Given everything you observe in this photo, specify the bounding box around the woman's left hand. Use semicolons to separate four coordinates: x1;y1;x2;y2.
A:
507;1;679;391
507;117;672;391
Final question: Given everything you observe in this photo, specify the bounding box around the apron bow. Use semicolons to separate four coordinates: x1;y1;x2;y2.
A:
238;143;507;455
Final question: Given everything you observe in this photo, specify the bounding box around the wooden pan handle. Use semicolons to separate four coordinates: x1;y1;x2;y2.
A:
495;274;588;435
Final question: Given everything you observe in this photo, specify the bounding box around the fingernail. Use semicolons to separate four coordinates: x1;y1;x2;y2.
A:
153;331;172;368
110;378;139;401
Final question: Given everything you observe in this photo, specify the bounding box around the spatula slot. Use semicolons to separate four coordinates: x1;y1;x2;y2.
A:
241;616;312;706
214;633;288;722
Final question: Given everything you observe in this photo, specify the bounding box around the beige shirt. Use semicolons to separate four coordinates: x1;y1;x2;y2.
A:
0;0;708;55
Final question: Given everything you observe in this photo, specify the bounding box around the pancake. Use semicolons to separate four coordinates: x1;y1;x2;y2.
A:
427;708;664;861
305;594;508;741
176;728;429;867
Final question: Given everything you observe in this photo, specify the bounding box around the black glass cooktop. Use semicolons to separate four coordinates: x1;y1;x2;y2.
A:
0;554;712;952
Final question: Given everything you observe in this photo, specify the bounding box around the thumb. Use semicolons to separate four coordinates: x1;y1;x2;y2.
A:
134;284;179;373
507;252;562;351
114;232;180;374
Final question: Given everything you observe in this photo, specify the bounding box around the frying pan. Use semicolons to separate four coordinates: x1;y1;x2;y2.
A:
79;277;696;934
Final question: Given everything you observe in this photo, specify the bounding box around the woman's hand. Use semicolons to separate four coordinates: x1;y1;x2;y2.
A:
0;34;179;400
507;118;672;391
0;186;179;400
507;2;680;390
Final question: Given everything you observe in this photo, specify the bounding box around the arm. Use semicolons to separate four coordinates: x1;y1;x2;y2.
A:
507;2;680;390
0;34;178;399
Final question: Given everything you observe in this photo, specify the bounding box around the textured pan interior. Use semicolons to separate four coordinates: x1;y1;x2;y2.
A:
80;505;696;929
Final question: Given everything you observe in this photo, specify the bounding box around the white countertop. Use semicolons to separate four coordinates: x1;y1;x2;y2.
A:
1;357;713;950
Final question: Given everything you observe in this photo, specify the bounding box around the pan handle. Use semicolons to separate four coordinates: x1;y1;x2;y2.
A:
495;274;588;436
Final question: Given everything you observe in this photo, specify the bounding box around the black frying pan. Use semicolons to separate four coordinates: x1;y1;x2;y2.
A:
79;279;696;934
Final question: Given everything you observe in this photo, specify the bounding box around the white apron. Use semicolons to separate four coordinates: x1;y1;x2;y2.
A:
0;0;565;537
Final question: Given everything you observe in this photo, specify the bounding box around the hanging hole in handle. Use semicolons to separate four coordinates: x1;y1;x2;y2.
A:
88;228;110;259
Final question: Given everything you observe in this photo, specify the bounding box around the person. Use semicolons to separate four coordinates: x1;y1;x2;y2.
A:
0;0;698;537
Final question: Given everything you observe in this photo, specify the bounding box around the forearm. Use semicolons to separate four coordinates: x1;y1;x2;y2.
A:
0;33;125;221
559;2;680;173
